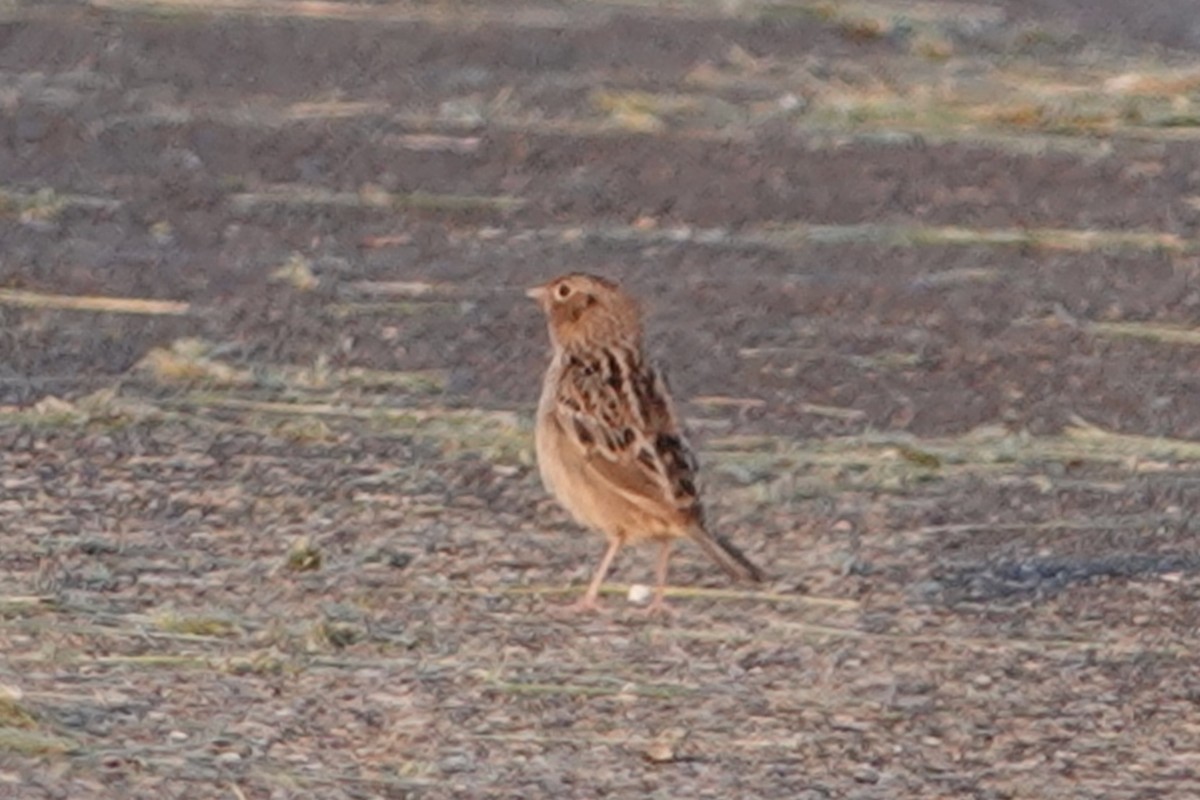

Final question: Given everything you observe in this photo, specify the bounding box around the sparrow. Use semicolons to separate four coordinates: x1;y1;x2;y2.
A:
527;273;764;613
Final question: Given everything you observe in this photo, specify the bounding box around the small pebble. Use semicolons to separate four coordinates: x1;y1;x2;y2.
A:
853;766;880;784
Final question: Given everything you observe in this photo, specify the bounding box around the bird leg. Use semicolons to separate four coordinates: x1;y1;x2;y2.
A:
644;539;675;617
569;536;622;612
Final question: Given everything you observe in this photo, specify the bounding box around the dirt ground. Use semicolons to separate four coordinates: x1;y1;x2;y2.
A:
3;1;1200;798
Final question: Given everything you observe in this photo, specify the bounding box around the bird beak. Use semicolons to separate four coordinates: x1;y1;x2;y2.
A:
525;284;548;304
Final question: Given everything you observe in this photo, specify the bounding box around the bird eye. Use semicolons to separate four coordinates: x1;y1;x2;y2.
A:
556;284;572;299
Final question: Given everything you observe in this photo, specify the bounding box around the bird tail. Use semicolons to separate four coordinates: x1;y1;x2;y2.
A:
687;524;765;583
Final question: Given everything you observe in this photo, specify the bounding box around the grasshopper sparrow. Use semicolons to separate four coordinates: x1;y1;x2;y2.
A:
527;273;764;613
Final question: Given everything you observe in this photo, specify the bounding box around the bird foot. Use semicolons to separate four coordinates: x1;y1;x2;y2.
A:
640;597;676;619
556;596;608;616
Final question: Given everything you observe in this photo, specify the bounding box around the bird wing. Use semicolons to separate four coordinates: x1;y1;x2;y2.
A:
553;345;702;523
552;344;766;582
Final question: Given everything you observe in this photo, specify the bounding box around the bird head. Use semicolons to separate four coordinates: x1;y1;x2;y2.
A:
527;273;642;349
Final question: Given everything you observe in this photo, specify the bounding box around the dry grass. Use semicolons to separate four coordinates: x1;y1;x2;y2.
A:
0;289;189;316
0;186;120;219
88;0;576;26
537;221;1197;254
229;185;526;214
269;253;320;291
1087;321;1200;346
0;728;76;756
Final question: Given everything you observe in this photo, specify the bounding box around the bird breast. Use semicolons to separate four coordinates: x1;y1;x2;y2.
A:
534;373;678;543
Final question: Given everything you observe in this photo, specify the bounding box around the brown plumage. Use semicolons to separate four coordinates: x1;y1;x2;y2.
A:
527;272;764;613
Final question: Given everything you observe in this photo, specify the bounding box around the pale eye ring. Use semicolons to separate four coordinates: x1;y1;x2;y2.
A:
556;283;572;299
